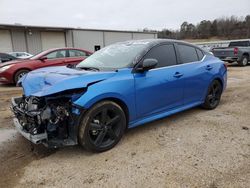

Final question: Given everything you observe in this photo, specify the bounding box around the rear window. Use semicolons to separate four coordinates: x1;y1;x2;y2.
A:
196;49;204;60
178;44;199;63
229;41;250;47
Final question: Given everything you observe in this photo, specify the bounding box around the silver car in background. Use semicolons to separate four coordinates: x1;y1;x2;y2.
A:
9;52;33;59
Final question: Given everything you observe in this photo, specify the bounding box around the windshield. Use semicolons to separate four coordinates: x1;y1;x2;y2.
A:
76;41;150;71
30;51;47;60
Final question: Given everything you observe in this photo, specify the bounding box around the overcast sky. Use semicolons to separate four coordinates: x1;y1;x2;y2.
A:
0;0;249;31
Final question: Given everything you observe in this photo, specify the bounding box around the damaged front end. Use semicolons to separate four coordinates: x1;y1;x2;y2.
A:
10;66;116;148
11;90;85;148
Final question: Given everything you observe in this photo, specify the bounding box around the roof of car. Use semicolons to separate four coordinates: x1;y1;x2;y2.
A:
9;52;30;53
116;39;203;51
31;47;92;58
117;39;176;44
43;47;92;53
118;39;197;46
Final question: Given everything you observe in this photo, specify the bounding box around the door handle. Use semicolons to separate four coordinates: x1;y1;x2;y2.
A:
206;65;213;70
173;72;183;78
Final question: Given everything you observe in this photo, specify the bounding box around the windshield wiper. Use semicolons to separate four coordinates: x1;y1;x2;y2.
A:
77;66;100;71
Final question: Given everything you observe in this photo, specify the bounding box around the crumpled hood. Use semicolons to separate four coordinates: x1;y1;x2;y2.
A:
20;66;116;97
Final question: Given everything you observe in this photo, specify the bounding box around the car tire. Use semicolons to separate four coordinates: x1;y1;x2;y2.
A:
14;69;30;84
78;101;126;152
202;80;223;110
238;55;249;66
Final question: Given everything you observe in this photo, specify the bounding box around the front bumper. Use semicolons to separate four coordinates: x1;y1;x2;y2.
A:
13;117;48;144
11;97;48;144
11;96;85;148
0;76;9;83
0;71;13;83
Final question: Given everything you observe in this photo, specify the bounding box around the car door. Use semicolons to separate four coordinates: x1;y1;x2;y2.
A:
38;50;67;68
175;43;210;105
134;44;184;119
65;49;89;66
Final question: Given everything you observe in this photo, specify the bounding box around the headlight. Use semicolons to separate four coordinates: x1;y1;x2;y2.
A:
0;65;13;73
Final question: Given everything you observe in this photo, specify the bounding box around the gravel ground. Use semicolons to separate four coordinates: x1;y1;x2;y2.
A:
0;64;249;188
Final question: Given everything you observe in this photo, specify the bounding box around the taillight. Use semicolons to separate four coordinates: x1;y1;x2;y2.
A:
233;47;238;55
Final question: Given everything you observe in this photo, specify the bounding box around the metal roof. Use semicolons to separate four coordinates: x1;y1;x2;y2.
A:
0;23;157;34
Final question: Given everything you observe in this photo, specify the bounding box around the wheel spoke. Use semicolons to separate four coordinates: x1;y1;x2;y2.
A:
101;108;108;124
89;123;103;131
85;103;125;150
94;130;107;146
106;115;120;127
214;85;219;93
214;95;220;100
107;129;117;140
212;84;217;95
208;86;219;104
203;81;222;109
207;94;213;101
213;83;218;89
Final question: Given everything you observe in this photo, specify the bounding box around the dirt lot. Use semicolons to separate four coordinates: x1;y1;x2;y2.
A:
0;64;249;188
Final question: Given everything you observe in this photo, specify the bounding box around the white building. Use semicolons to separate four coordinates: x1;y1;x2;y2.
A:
0;24;157;54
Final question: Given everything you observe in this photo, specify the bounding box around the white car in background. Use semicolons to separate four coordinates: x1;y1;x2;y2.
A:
8;52;33;59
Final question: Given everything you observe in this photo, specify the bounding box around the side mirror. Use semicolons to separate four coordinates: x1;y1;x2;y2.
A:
137;58;158;72
39;56;47;61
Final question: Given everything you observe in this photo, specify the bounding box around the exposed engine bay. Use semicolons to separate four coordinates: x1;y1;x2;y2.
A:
11;93;84;148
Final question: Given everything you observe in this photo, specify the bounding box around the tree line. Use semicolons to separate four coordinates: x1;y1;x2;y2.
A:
154;15;250;40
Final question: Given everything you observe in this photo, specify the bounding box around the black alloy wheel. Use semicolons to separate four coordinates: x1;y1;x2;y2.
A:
202;80;222;110
78;101;126;152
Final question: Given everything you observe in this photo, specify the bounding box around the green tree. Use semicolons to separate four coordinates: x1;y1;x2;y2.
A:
210;20;218;36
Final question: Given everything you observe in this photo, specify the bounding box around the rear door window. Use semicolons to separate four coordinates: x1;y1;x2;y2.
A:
143;44;177;68
178;44;199;63
69;50;87;57
46;50;66;59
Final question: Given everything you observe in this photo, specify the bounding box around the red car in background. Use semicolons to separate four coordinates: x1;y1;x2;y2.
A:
0;48;92;84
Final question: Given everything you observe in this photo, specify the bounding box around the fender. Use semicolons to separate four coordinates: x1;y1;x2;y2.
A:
74;69;137;122
201;72;226;102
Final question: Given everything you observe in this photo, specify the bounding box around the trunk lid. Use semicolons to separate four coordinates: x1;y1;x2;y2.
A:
212;47;237;57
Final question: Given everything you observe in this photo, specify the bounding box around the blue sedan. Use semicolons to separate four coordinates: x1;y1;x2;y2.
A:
11;39;227;152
